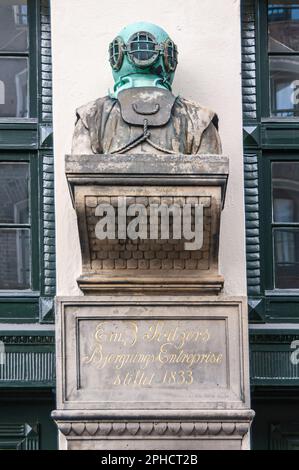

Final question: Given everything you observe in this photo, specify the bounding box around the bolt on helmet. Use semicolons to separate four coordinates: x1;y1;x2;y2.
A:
108;22;178;97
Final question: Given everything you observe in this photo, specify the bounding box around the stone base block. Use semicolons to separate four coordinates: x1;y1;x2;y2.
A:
52;410;254;450
53;295;254;450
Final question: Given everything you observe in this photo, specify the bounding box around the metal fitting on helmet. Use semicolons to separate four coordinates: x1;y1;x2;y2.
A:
109;31;178;73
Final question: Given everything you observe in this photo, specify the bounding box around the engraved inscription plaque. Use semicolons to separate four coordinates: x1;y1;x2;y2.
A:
57;298;248;411
80;318;226;392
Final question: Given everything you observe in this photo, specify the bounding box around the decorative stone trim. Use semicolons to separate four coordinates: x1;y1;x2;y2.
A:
56;421;250;438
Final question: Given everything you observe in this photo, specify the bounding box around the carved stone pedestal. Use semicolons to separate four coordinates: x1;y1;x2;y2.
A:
52;154;254;449
65;154;228;295
53;296;253;450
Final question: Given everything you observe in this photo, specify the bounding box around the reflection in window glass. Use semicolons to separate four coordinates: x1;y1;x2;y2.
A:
0;1;28;53
274;228;299;288
273;162;299;222
268;1;299;52
0;229;31;290
0;163;29;224
269;56;299;116
0;57;28;117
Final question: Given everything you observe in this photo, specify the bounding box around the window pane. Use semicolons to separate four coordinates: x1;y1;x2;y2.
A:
274;228;299;288
273;162;299;222
0;163;29;224
269;56;299;116
0;1;28;53
0;57;28;117
268;1;299;52
0;228;31;290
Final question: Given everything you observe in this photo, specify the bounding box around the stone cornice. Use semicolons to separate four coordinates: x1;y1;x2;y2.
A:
56;420;252;438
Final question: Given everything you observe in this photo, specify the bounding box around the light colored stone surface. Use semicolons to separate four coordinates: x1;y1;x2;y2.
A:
51;0;246;297
86;195;210;271
50;1;251;449
54;416;252;450
53;295;253;450
66;154;227;294
56;296;249;410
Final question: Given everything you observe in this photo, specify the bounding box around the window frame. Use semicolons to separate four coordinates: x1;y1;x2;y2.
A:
258;0;299;119
253;0;299;297
260;152;299;295
0;0;42;315
0;152;40;295
0;0;38;122
243;0;299;323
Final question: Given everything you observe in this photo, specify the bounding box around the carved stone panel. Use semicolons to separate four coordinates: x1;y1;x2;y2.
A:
53;295;253;450
65;154;229;294
85;194;212;272
55;296;250;411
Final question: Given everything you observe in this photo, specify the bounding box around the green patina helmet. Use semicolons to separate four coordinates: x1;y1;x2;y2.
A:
108;21;178;97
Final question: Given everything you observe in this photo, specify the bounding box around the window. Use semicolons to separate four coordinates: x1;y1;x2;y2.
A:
0;155;38;293
272;161;299;288
0;162;30;290
243;1;299;321
258;3;299;294
0;1;29;118
0;0;55;321
0;0;42;302
267;1;299;117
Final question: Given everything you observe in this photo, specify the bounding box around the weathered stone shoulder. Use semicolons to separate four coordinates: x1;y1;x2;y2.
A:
75;96;113;128
176;96;216;127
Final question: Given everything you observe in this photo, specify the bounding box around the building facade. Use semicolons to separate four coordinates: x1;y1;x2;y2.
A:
242;0;299;450
0;0;298;450
0;0;56;450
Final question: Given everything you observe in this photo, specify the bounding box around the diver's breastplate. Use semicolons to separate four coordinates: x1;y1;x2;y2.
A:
112;87;177;154
117;87;176;127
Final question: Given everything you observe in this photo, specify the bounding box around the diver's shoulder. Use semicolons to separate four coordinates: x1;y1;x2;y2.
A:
76;96;114;118
177;96;216;120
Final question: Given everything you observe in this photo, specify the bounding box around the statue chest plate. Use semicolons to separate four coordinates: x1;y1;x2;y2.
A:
117;87;177;127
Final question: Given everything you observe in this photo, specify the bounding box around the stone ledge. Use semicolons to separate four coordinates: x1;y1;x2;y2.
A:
55;420;252;438
66;154;229;178
52;408;255;438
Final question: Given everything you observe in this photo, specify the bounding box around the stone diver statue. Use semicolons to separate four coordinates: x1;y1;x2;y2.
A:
72;22;222;155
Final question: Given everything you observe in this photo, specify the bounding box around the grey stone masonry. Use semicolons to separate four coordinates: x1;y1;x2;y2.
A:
65;154;229;294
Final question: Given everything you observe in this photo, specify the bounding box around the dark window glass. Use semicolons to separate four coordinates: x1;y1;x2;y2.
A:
272;161;299;289
0;163;29;224
273;162;299;222
268;1;299;52
0;1;29;118
267;2;299;117
269;56;299;116
0;228;30;290
0;1;28;53
0;57;28;118
0;162;31;290
274;228;299;288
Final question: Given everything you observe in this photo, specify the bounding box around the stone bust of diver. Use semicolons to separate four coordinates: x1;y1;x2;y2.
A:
72;22;222;155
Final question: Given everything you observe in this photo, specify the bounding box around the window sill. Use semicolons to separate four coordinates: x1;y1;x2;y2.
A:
0;118;38;126
265;289;299;297
261;117;299;124
0;291;40;298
